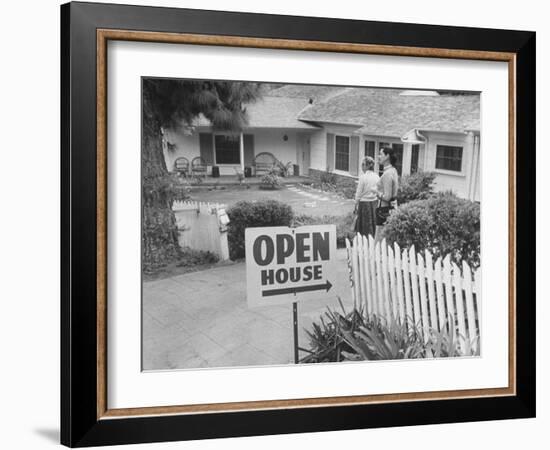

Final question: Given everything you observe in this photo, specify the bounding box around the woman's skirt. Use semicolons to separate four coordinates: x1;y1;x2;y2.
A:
355;200;377;238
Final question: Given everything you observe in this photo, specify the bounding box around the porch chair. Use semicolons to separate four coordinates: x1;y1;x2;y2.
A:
173;157;190;177
253;152;277;176
191;156;208;178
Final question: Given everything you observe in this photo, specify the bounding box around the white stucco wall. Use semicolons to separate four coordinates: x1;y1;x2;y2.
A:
162;127;313;176
309;130;326;171
162;127;201;172
161;126;480;200
309;123;362;174
253;129;298;164
423;131;477;200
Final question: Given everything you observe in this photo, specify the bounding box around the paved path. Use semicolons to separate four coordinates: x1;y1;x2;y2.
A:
143;248;354;370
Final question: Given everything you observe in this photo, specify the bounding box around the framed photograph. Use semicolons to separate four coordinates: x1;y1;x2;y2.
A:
61;1;535;447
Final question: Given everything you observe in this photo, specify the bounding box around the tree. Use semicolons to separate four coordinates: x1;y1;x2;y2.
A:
142;79;261;271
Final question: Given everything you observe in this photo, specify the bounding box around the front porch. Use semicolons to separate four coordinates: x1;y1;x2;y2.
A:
183;174;312;187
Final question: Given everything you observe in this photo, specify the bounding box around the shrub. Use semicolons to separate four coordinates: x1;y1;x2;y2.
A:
384;192;480;269
319;169;337;186
293;213;355;248
396;171;436;205
227;200;294;260
176;247;219;267
340;186;356;199
233;166;245;184
260;171;282;189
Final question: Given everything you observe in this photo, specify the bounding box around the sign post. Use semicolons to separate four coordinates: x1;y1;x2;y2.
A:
293;301;299;364
245;225;337;363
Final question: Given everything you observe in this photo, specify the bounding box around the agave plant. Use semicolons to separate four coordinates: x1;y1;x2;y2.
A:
424;317;480;358
340;316;425;361
275;160;294;177
301;303;480;363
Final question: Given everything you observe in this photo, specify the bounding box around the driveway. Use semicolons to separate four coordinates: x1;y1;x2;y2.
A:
143;248;354;370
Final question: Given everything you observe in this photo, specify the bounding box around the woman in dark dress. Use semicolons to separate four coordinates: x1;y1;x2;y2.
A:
354;156;379;238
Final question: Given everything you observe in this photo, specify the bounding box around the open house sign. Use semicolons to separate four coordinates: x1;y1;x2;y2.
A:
245;225;337;307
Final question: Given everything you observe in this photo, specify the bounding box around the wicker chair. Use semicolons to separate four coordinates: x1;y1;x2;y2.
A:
253;152;277;176
173;157;189;177
191;156;208;178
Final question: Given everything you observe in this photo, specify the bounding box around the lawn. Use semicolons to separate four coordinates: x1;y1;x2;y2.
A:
188;183;355;218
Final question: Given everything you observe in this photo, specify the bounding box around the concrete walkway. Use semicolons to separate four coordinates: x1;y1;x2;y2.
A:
143;248;354;370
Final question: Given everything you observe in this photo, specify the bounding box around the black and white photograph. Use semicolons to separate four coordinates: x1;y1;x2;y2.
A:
142;79;481;370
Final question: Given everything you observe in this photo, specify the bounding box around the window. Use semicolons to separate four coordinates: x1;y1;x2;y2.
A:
335;136;350;172
214;135;240;164
411;144;420;174
364;140;376;159
392;143;404;175
377;142;403;175
378;142;390;176
435;145;463;172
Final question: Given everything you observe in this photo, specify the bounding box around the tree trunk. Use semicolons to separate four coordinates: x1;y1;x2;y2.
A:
142;95;180;272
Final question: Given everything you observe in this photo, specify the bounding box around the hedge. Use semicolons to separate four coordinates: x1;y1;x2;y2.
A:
227;200;294;260
384;192;480;269
396;171;436;205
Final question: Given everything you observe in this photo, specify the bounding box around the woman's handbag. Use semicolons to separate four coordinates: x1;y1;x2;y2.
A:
376;198;397;226
376;205;392;226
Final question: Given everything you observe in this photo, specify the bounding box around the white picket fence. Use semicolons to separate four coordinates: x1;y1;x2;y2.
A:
173;201;230;260
345;234;481;344
173;200;226;213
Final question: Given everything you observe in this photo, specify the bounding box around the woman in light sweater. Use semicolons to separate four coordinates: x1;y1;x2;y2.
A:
354;156;379;238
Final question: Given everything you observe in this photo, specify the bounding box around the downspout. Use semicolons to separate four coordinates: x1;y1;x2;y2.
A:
239;132;244;172
470;134;480;201
402;129;428;172
415;130;427;142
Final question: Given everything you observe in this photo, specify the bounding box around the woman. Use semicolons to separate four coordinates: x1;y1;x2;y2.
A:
354;156;379;238
375;147;399;241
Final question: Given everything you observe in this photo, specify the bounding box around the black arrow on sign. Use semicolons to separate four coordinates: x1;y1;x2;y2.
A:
261;280;333;297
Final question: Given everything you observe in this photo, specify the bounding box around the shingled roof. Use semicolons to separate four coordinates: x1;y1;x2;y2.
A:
267;84;346;103
192;95;319;129
244;96;319;129
297;88;480;136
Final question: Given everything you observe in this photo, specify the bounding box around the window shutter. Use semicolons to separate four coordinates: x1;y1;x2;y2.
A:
350;136;360;176
326;133;335;171
199;133;213;164
243;134;255;166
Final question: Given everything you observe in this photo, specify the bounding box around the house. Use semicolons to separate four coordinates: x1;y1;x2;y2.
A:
162;85;480;201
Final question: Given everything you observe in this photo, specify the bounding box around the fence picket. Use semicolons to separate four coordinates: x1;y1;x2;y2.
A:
425;250;438;332
474;268;481;337
351;236;361;308
355;233;367;311
381;239;392;323
394;242;406;325
442;256;454;332
452;263;467;342
417;252;430;341
402;248;413;331
369;235;379;317
345;239;357;307
463;261;477;342
434;257;447;332
387;245;398;321
362;235;372;317
375;242;385;320
409;246;422;337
